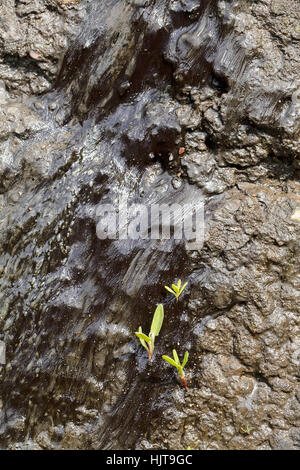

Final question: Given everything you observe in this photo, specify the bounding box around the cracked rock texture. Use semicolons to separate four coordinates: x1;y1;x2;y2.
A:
0;0;299;450
0;0;88;95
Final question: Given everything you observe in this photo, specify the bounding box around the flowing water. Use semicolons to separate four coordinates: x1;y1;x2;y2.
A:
0;0;299;450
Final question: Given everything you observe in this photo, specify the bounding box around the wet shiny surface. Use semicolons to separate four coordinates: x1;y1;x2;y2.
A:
0;0;299;449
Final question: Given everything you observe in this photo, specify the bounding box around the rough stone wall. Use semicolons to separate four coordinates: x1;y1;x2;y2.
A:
0;0;299;450
0;0;87;95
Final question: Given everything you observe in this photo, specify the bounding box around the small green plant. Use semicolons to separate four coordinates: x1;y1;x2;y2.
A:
135;304;164;361
164;279;188;302
162;349;189;389
240;424;255;435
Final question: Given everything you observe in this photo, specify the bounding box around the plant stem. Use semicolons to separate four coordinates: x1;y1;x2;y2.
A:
181;375;187;390
148;344;152;361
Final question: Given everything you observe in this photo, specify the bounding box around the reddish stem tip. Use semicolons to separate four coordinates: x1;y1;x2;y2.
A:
182;376;187;390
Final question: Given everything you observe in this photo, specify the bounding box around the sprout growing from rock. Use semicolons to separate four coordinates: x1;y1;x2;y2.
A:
164;279;188;302
240;424;255;435
135;304;164;361
162;349;189;389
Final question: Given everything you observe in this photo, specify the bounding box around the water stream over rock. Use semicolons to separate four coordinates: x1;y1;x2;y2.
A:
0;0;299;450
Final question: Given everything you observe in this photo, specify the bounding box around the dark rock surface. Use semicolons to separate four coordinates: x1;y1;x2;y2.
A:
0;0;299;450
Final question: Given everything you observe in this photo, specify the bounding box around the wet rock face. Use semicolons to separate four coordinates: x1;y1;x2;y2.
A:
0;0;299;450
0;0;89;95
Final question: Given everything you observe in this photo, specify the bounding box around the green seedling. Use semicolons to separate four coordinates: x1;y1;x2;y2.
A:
135;304;164;361
162;349;189;389
240;424;255;435
164;279;188;302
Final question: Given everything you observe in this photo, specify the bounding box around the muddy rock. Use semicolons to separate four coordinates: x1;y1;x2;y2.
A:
0;0;90;95
0;0;299;451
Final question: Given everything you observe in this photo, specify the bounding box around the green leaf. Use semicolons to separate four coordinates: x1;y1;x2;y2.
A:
182;351;189;368
137;327;147;350
138;326;148;350
164;286;175;295
150;304;164;337
162;355;179;369
180;282;188;295
177;279;182;289
172;284;179;293
172;349;179;365
135;332;151;343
